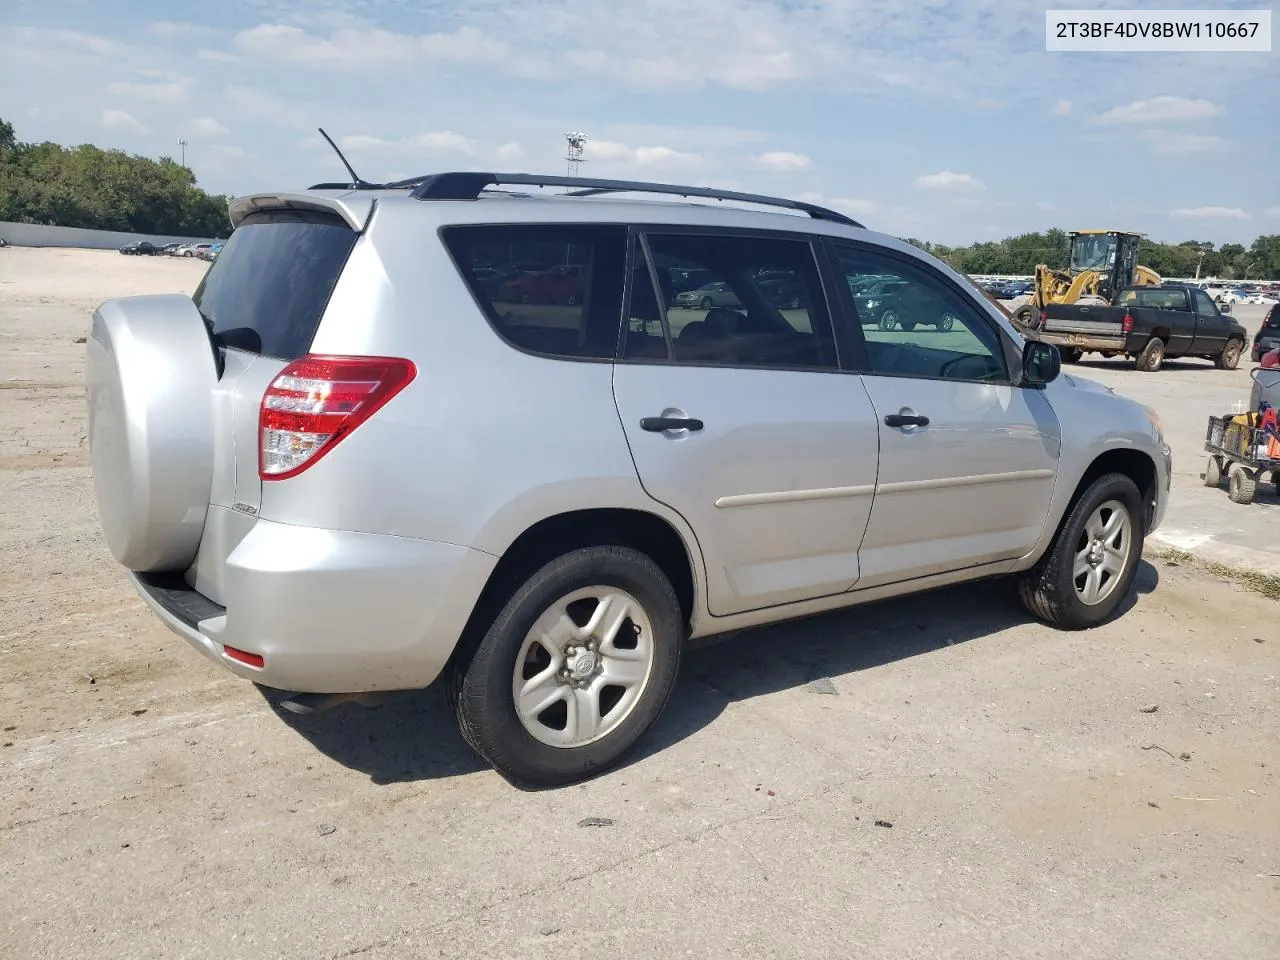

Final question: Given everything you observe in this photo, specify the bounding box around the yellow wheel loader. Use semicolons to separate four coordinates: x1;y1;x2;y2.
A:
1011;230;1162;329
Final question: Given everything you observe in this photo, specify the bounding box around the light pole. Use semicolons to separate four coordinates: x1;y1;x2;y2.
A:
177;138;187;167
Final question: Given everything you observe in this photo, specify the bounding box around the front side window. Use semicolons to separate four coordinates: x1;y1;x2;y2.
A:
1192;289;1219;316
832;244;1009;383
442;224;626;359
626;232;837;370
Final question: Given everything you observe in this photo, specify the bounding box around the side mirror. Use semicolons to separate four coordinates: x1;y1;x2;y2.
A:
1022;339;1061;386
1219;300;1231;314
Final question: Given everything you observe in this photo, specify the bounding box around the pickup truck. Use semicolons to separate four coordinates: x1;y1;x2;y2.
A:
1029;284;1249;372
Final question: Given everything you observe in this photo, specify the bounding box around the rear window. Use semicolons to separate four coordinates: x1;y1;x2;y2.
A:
1117;288;1187;310
193;210;357;360
442;224;626;360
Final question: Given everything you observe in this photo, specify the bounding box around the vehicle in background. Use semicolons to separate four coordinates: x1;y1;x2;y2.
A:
1216;288;1251;304
1029;283;1247;371
673;280;742;310
85;170;1171;788
197;243;223;262
1253;304;1280;362
158;242;183;256
119;240;158;256
175;243;213;258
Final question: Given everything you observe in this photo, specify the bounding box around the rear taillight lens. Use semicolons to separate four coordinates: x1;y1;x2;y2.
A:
259;355;416;480
1122;312;1134;333
1038;310;1047;327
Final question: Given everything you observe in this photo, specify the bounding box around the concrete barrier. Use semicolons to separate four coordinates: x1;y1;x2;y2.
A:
0;221;222;250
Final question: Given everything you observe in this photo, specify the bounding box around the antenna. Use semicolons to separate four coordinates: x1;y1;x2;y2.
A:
317;127;372;189
565;132;588;176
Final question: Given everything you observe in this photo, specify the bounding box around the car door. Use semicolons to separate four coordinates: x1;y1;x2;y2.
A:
1189;288;1230;354
612;229;880;617
826;240;1061;589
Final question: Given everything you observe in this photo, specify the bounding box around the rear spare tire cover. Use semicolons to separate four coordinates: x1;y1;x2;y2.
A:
87;294;217;572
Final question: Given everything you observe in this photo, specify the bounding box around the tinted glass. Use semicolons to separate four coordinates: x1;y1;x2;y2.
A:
193;211;357;360
443;224;626;359
636;232;837;370
832;244;1008;382
623;246;672;360
1265;305;1280;329
1192;289;1218;315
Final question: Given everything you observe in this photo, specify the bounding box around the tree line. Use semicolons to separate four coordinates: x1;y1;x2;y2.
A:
904;227;1280;282
0;118;232;238
2;117;1277;276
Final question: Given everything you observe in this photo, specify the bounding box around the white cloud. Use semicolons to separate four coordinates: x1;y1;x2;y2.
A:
1170;206;1250;220
106;80;189;103
146;21;209;40
1053;99;1072;116
583;139;702;170
495;142;525;163
914;171;985;191
187;117;230;138
754;151;814;172
233;23;508;69
1095;96;1221;124
101;110;148;135
339;132;478;155
198;49;238;62
1140;129;1226;154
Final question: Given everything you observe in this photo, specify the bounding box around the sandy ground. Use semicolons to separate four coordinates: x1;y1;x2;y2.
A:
1;247;1277;960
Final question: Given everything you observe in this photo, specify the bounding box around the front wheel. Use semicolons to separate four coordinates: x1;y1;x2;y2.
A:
1215;339;1242;370
1016;472;1144;629
938;313;956;332
878;309;897;331
699;297;712;310
452;545;684;788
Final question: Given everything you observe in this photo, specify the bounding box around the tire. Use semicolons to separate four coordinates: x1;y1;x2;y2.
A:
1061;348;1084;364
1013;305;1035;327
699;297;712;309
1227;465;1256;505
878;309;897;331
1203;455;1223;488
452;545;684;788
939;313;955;332
1215;339;1243;370
1136;337;1165;372
1016;472;1144;630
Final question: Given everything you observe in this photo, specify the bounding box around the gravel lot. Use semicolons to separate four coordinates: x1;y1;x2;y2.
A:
1;247;1277;960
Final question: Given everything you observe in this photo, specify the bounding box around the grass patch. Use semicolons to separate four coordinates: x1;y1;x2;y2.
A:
1152;547;1280;601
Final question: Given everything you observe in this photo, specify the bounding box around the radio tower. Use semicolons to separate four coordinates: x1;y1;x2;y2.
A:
565;132;588;176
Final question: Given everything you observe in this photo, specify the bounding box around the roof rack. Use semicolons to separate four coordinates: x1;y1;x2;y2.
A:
307;171;865;228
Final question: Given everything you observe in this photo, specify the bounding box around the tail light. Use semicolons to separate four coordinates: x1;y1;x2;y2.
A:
259;355;416;480
1122;312;1134;333
1038;310;1047;328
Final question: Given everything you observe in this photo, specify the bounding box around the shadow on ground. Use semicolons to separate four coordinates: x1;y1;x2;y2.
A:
265;563;1160;786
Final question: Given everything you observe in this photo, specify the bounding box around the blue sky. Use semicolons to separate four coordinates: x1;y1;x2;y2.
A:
1;0;1276;246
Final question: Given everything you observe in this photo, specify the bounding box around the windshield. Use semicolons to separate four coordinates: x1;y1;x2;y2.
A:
1069;234;1118;273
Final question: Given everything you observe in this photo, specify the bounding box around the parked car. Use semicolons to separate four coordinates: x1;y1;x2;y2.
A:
119;241;158;256
86;173;1171;787
1216;288;1250;304
672;280;742;310
158;242;183;256
1252;303;1280;362
1032;283;1248;371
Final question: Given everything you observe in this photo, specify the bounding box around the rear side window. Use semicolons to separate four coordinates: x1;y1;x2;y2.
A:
442;224;627;360
193;210;357;360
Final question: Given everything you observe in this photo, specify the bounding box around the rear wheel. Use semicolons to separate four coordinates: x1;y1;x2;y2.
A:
1215;338;1243;370
878;309;897;331
1017;473;1144;629
1061;348;1084;364
1136;337;1165;372
1227;465;1256;505
1203;455;1223;488
452;545;684;788
938;313;956;332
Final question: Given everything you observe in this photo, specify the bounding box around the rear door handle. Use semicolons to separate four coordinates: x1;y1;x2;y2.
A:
884;413;929;428
641;416;704;433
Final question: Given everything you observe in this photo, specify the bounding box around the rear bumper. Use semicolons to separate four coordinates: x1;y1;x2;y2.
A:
129;520;498;694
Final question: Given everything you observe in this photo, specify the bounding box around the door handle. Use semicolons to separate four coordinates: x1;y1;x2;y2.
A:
641;416;704;433
884;413;929;428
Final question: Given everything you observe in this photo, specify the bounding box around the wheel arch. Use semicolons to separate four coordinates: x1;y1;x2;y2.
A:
1053;448;1160;547
447;507;702;675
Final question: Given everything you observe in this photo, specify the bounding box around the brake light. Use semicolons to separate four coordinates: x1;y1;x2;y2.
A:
1038;310;1048;327
259;355;416;480
1122;312;1134;333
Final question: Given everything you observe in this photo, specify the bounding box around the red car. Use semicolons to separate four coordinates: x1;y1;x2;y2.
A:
498;267;583;306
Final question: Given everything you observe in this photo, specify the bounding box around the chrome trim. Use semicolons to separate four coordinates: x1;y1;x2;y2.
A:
715;484;876;509
876;469;1055;495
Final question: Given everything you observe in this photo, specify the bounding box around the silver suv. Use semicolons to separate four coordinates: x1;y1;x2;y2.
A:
87;171;1171;787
